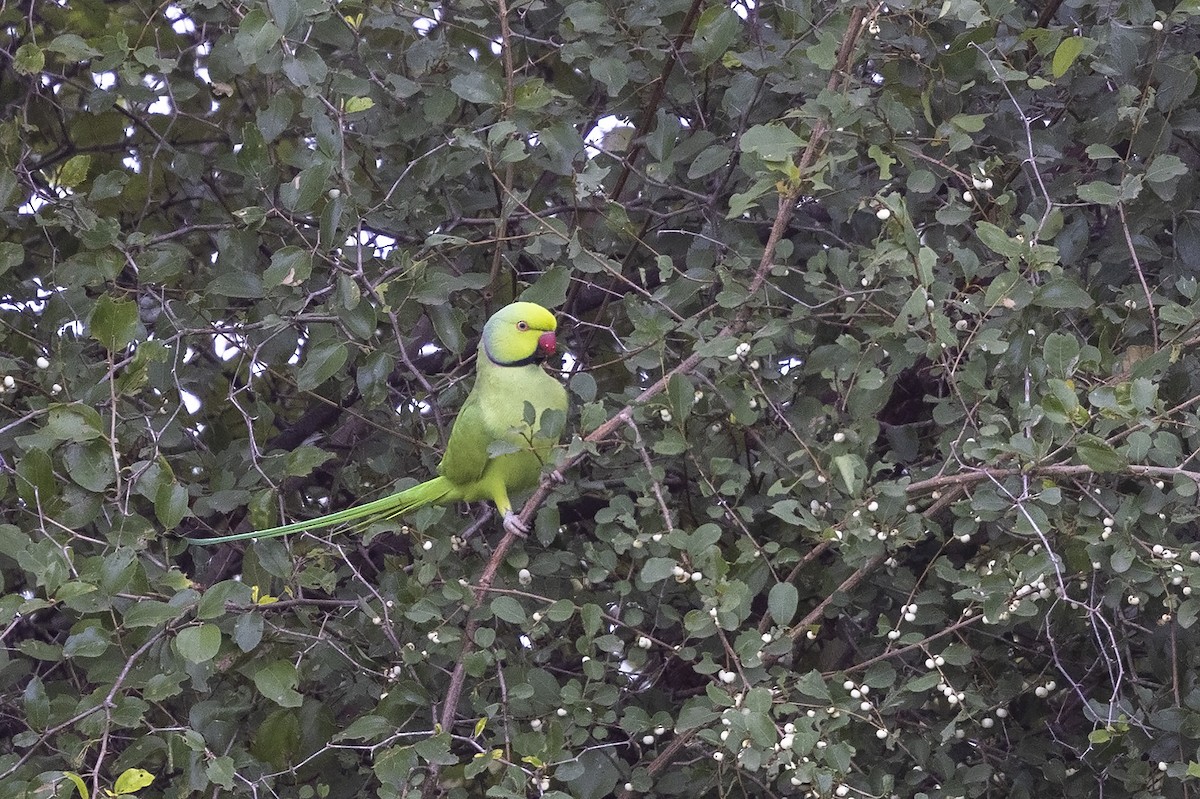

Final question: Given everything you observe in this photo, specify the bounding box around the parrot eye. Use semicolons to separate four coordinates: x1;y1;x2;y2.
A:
517;321;529;331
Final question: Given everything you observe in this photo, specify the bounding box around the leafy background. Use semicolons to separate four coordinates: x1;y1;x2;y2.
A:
3;0;1200;797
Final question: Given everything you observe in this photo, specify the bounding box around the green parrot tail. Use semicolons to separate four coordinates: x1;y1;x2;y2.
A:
185;476;457;545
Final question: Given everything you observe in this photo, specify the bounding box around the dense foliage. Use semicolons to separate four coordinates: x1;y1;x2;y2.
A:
3;0;1200;796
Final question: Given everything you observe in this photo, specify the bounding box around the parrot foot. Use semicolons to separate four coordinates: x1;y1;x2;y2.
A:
548;469;566;485
502;511;529;537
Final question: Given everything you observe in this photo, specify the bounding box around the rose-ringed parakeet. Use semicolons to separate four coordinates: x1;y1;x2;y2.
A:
188;302;568;543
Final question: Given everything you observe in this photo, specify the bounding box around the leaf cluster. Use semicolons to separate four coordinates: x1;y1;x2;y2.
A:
3;0;1200;797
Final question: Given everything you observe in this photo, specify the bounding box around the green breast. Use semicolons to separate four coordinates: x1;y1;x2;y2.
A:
477;362;568;487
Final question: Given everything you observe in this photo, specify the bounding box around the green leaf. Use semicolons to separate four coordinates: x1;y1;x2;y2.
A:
726;176;774;217
263;246;313;287
16;448;56;507
59;772;89;799
283;445;335;477
1042;332;1080;377
0;525;30;559
336;714;395;742
63;626;110;658
252;708;301;767
267;0;302;33
296;339;347;390
767;582;798;625
0;241;22;276
1117;174;1142;202
1035;278;1093;309
375;746;418;788
280;161;332;213
237;123;268;174
450;72;501;104
739;124;805;161
1075;435;1127;472
688;145;731;179
562;748;622;799
155;479;190;529
256;95;295;144
235;8;282;65
206;756;236;790
692;6;740;67
112;768;155;795
1110;546;1134;573
14;43;45;75
344;96;374;113
1157;54;1198;111
868;144;895;179
175;624;221;663
413;732;458;765
667;373;694;423
831;454;865;496
233;612;264;652
675;697;719;730
908;169;937;193
1051;36;1087;77
645;109;680;162
640;557;678;583
949;113;988;132
209;270;265;299
48;404;105;443
546;599;575;622
590;56;629;95
490;596;527;624
1129;377;1156;411
805;31;837;69
1145;154;1187;183
197;580;252;620
520;265;571;308
653;429;686;455
1076;181;1119;206
253;660;304;707
1145;154;1187;199
975;221;1025;258
24;675;49;730
90;294;142;351
796;669;832;701
1086;143;1121;160
58;154;92;189
47;33;101;61
123;600;184;628
514;78;554;110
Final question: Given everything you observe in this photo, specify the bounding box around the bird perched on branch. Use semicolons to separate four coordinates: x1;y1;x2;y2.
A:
188;301;569;544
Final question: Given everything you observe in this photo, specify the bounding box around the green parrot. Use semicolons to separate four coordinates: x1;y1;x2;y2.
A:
188;302;569;544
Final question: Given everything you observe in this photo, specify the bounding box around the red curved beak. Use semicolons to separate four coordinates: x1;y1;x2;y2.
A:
537;330;557;355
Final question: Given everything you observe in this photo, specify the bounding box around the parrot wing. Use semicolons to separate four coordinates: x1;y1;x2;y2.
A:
436;387;490;486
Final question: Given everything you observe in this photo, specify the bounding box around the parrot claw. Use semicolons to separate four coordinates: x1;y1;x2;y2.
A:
502;511;529;537
548;469;566;485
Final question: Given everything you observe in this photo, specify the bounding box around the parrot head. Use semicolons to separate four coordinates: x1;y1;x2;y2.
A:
482;302;559;366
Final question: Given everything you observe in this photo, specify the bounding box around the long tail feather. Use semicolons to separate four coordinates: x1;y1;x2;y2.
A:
186;476;456;545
